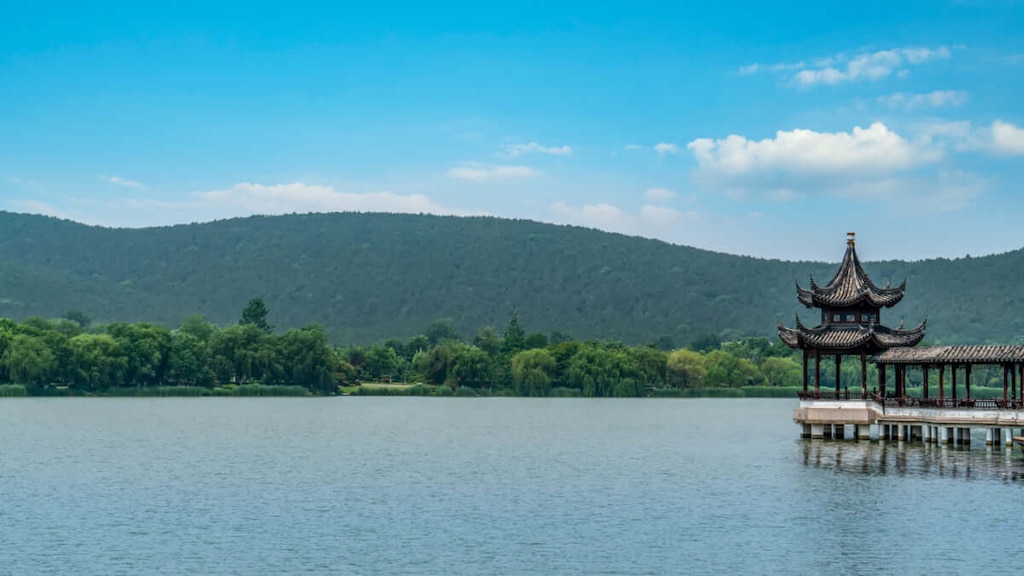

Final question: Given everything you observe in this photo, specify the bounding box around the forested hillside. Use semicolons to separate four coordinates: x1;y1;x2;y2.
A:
0;211;1021;345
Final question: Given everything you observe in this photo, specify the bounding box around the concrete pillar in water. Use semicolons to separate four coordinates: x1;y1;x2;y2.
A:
858;424;872;441
801;423;811;438
811;424;824;439
1008;428;1016;447
986;428;995;446
940;427;950;445
923;424;931;443
897;425;906;441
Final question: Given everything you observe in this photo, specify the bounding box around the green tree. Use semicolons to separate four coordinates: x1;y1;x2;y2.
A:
566;343;640;397
666;349;707;388
424;318;460;346
651;335;676;351
278;325;336;393
413;342;459;385
689;332;721;353
167;331;212;387
631;346;668;388
179;314;216;342
2;334;56;387
502;312;526;356
703;350;763;388
405;335;430;359
240;297;273;334
451;346;495;388
760;356;802;387
68;333;128;391
472;326;502;358
363;344;400;381
510;348;555;396
524;333;548;350
62;310;92;330
107;322;172;387
208;323;269;384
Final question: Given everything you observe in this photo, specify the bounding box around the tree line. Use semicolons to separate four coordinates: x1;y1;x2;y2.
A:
0;299;818;397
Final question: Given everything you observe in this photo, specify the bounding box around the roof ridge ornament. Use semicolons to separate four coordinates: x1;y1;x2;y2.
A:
847;231;855;247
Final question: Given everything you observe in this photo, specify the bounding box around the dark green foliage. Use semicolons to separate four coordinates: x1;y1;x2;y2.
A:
240;297;273;334
0;211;1022;345
62;310;92;329
0;384;27;397
502;312;526;356
424;318;460;345
524;333;548;350
689;332;722;352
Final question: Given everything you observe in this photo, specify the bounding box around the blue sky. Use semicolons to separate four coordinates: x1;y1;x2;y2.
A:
1;1;1022;261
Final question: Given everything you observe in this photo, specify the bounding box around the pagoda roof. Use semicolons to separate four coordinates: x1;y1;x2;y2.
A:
777;316;926;352
797;243;905;309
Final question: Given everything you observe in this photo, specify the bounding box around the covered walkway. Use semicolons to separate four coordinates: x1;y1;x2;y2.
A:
872;345;1024;404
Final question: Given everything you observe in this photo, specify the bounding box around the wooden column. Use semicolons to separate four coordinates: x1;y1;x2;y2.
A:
952;365;958;399
814;350;820;396
860;352;867;399
1019;364;1023;405
1012;365;1017;401
878;364;886;397
923;364;929;399
802;350;808;393
965;365;972;399
938;365;945;403
1004;364;1009;403
835;355;842;397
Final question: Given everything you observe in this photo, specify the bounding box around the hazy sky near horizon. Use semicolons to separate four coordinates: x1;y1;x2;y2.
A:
2;1;1023;261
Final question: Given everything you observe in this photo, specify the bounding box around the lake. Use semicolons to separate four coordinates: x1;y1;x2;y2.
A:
2;398;1022;575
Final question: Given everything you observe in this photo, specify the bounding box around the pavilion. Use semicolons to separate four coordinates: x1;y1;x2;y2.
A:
781;233;1024;443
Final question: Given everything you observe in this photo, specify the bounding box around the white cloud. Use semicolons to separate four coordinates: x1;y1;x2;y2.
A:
104;175;144;189
794;47;950;86
7;199;76;220
688;122;940;178
195;182;453;215
549;201;696;238
878;90;969;110
990;120;1024;155
743;46;951;87
640;204;685;227
624;144;645;151
916;119;1024;156
654;143;679;156
501;142;573;157
644;188;676;202
686;122;983;210
446;165;540;181
10;182;472;227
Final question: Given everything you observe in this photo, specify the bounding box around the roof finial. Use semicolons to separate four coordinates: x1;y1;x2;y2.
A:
847;231;856;247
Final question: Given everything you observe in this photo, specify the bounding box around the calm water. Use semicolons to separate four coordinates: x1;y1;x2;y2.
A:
2;398;1023;575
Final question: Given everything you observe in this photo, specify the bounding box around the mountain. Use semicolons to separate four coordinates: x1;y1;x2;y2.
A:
0;211;1020;345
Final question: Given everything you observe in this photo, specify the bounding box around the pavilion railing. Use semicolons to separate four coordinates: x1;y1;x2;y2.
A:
797;390;869;401
865;393;1024;410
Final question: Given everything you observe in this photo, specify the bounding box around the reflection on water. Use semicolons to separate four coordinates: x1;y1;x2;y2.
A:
800;439;1024;482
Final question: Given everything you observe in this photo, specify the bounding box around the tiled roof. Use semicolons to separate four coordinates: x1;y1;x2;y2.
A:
778;316;926;351
873;345;1024;365
796;245;905;309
